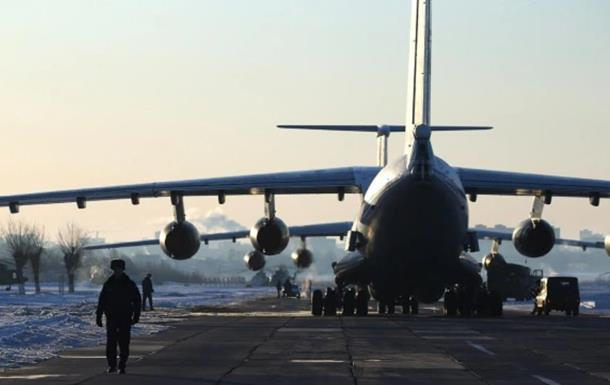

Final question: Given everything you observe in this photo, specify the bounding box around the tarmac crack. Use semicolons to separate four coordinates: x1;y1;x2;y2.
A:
214;317;292;385
339;317;358;385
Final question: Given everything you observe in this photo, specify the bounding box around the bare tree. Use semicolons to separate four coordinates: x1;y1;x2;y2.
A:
28;228;45;294
2;221;44;294
29;234;44;293
57;223;89;293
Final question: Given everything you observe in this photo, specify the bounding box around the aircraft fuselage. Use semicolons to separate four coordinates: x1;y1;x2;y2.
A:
352;153;470;303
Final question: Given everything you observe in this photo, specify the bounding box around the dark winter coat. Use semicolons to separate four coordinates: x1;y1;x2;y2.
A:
142;277;154;294
96;274;141;321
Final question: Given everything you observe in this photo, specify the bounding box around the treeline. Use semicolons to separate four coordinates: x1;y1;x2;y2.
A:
0;221;87;294
0;221;247;295
86;253;245;285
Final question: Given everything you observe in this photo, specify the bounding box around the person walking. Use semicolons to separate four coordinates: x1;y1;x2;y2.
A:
141;273;154;311
275;279;282;298
96;259;141;375
283;278;292;297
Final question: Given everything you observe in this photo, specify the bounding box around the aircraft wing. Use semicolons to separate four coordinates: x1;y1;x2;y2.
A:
86;222;352;251
0;167;379;212
473;228;607;252
457;168;610;200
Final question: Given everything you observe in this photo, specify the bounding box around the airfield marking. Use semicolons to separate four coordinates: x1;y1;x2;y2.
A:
0;374;67;379
465;341;496;356
413;329;480;334
290;359;346;364
58;355;142;359
422;335;495;340
278;327;341;332
532;374;562;385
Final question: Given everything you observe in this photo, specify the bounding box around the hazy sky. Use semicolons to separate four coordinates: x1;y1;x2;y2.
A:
0;0;609;243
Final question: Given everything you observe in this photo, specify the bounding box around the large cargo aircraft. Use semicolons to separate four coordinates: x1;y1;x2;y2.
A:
1;0;609;314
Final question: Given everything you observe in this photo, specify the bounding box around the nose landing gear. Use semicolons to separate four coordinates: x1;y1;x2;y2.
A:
402;296;419;315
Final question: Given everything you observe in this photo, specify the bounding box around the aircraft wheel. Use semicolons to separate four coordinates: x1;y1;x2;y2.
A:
489;291;503;317
573;307;579;316
311;290;323;316
342;290;355;316
401;298;411;315
323;290;338;316
410;297;419;315
378;300;387;314
356;289;368;316
544;306;550;316
444;290;458;317
457;287;474;317
387;302;396;314
476;290;490;317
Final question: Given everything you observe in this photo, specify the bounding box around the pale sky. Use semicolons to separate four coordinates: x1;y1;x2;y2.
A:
0;0;609;243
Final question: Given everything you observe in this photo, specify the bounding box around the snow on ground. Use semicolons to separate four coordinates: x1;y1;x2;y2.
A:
0;282;274;369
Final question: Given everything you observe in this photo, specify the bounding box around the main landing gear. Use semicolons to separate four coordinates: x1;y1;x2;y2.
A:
377;300;395;315
444;284;503;317
379;296;419;315
311;289;323;316
311;287;370;316
311;287;421;317
402;296;419;315
311;288;339;316
355;289;369;316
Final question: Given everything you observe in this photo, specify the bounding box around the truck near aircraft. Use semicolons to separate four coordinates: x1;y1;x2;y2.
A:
483;253;543;301
533;277;580;316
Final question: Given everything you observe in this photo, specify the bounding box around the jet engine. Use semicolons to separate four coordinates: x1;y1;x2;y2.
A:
159;221;201;260
482;253;507;270
512;219;555;258
244;250;266;271
249;217;290;255
291;248;313;269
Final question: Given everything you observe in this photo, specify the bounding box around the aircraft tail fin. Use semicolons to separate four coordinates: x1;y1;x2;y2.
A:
405;0;432;149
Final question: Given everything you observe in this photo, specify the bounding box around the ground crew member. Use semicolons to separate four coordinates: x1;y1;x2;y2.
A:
141;273;154;311
96;259;141;374
275;280;282;298
283;278;292;296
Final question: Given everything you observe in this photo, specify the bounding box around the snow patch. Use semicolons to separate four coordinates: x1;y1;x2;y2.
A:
0;283;273;368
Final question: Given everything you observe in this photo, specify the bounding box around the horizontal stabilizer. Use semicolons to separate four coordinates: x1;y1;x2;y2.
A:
429;126;492;131
278;125;404;133
278;124;492;134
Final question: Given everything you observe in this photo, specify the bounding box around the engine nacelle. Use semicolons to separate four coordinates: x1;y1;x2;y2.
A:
159;221;201;260
482;253;507;270
512;219;555;258
605;235;610;257
244;250;266;271
249;217;290;255
291;248;313;269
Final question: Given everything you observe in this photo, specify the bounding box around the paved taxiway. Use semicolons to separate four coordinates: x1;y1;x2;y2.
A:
2;297;610;385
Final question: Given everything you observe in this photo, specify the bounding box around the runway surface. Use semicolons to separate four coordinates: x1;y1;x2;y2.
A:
1;297;610;385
